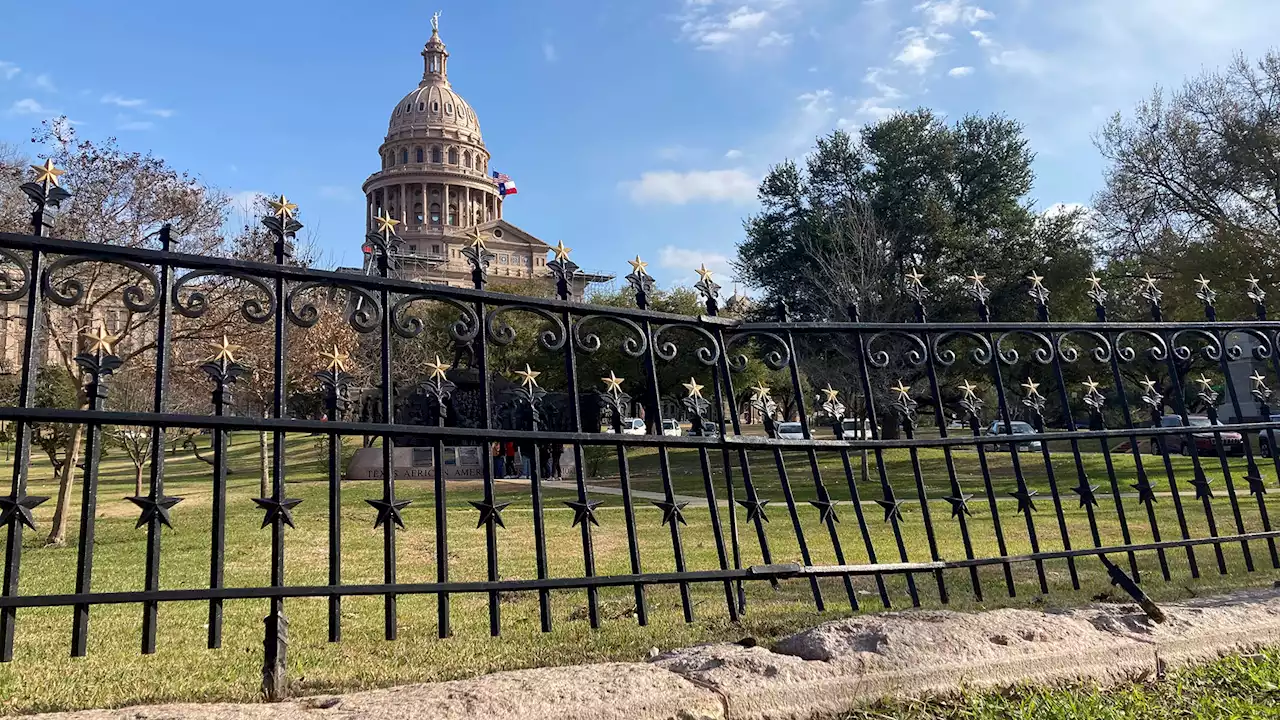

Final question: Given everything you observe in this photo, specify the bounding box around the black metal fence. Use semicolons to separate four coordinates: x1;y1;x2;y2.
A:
3;165;1280;698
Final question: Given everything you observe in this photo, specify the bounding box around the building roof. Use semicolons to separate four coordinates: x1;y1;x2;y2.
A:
388;27;483;142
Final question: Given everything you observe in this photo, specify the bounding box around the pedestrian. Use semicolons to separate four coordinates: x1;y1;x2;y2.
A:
551;442;564;479
492;441;505;479
519;441;534;478
504;441;517;477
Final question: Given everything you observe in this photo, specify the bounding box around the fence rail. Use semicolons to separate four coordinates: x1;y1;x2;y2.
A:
3;166;1280;699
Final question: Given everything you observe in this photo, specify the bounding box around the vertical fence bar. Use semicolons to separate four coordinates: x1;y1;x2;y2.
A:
420;358;454;638
318;351;351;642
204;343;244;649
958;385;1017;596
600;380;649;625
70;335;119;657
517;370;553;632
1082;380;1141;579
549;251;600;626
683;380;740;620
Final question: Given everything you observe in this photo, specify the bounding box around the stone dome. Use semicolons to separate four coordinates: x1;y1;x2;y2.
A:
387;26;483;141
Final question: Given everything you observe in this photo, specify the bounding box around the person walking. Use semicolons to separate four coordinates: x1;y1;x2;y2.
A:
492;441;505;479
551;442;565;479
504;441;517;478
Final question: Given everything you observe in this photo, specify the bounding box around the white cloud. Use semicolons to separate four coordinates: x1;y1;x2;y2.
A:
8;98;52;115
916;0;993;28
970;29;994;47
796;88;834;113
724;148;743;159
948;65;974;77
146;108;175;118
542;42;557;62
678;1;792;51
657;245;734;283
891;0;993;73
31;74;55;92
0;61;19;80
101;93;146;108
623;169;757;205
895;34;939;72
229;191;266;215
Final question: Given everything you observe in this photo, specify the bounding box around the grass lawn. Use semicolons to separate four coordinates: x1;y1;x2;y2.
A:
1;431;1280;714
844;647;1280;719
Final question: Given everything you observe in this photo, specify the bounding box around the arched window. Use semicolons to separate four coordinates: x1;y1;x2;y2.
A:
431;146;442;163
432;101;439;112
429;203;441;225
405;103;411;113
463;151;472;169
401;149;409;164
446;102;453;114
448;147;459;164
414;203;423;223
418;102;424;111
448;204;457;225
415;148;424;163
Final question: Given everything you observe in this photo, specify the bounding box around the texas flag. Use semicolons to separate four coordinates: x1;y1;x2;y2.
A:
492;170;518;197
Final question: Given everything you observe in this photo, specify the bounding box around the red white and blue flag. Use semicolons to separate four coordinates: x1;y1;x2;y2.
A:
492;170;518;197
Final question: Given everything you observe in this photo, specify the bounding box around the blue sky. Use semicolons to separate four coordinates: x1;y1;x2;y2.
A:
3;0;1279;288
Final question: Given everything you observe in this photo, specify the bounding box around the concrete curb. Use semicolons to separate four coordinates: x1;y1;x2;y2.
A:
27;587;1280;719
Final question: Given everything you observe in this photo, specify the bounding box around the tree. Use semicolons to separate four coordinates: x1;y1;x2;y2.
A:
1;120;235;545
1094;49;1280;320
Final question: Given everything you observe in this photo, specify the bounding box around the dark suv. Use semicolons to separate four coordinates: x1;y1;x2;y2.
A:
1149;415;1243;456
1258;414;1280;457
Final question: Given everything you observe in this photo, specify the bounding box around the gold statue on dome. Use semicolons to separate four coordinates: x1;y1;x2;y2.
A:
432;10;441;33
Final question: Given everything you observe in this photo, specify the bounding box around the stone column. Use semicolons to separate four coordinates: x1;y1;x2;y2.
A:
421;184;428;229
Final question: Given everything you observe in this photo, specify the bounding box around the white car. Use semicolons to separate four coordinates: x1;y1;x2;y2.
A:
619;418;646;435
661;419;683;437
840;418;868;439
776;421;806;440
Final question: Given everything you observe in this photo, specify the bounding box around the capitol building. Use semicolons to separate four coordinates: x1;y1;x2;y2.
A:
357;20;609;299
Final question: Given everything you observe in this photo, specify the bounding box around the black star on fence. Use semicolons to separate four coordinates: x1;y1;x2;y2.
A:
736;497;771;523
1130;478;1157;505
1190;475;1214;501
942;493;973;519
875;496;905;523
564;499;604;527
1245;474;1267;497
253;497;302;529
809;499;840;524
367;497;412;529
1011;487;1038;515
652;499;689;527
470;499;512;529
0;493;47;530
1072;482;1100;508
126;494;183;529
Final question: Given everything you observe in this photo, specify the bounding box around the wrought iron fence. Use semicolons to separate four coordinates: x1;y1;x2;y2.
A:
2;164;1280;697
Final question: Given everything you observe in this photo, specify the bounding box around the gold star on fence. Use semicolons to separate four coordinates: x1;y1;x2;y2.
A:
1194;274;1212;291
1246;274;1263;288
268;195;298;220
374;211;400;235
891;380;912;402
1086;272;1104;291
959;379;979;399
1194;374;1214;392
820;384;840;404
321;345;350;373
551;240;572;262
81;325;117;356
627;256;649;276
468;228;488;250
904;268;926;288
1082;377;1101;394
695;264;715;284
683;377;704;399
426;355;450;381
514;363;541;389
208;335;241;363
1021;377;1041;397
601;371;625;394
1140;376;1159;395
1027;271;1045;288
750;382;771;401
967;270;985;286
31;159;65;187
1251;371;1268;389
1139;273;1160;292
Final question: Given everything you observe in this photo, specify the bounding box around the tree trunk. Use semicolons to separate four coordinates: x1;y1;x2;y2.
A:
258;429;269;498
134;462;144;497
45;421;85;547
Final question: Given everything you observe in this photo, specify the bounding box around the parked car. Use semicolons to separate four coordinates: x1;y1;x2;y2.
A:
1260;414;1280;457
840;418;869;439
985;421;1042;451
661;419;683;437
687;421;720;437
614;418;646;435
776;421;806;440
1149;414;1243;456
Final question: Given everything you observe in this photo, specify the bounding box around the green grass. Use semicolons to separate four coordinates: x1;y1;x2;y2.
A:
1;432;1280;714
845;648;1280;719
